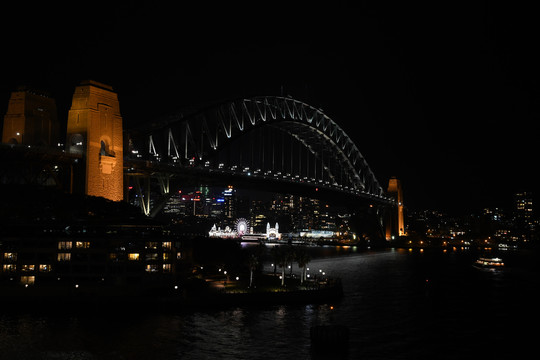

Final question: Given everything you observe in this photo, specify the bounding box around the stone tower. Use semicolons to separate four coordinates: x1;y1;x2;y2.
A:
66;80;123;201
386;177;405;240
2;86;59;146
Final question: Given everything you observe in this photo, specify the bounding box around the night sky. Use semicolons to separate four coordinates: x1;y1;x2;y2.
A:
2;2;539;214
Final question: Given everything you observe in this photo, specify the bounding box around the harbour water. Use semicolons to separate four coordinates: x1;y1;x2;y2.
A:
1;248;538;359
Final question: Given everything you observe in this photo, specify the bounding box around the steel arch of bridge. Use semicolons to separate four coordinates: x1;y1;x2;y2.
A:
128;96;388;203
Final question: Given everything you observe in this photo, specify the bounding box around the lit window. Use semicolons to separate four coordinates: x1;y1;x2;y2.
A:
163;253;171;261
176;252;182;260
162;241;172;250
75;241;90;249
145;242;158;249
145;264;158;272
3;253;17;261
21;264;35;272
57;253;71;261
163;264;171;273
21;276;35;285
58;241;72;250
145;253;158;261
128;253;140;261
2;264;16;272
39;264;52;272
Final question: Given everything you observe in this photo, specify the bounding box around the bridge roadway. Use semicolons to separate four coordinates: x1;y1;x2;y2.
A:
0;142;394;210
0;142;394;209
125;157;394;209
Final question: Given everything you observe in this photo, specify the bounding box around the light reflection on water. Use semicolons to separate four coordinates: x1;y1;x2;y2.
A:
1;248;538;359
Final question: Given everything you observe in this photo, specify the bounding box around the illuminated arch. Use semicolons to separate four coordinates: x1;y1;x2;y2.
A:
133;96;384;198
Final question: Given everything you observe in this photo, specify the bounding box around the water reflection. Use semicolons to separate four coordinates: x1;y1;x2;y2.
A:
1;249;538;359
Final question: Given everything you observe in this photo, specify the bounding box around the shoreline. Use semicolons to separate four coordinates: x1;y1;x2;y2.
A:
0;279;343;312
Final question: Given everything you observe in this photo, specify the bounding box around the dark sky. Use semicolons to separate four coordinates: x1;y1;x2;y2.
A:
2;2;539;214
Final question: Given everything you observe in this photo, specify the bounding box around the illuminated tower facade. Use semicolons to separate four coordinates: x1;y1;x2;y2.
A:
66;80;123;201
2;86;59;146
386;177;405;240
514;192;534;234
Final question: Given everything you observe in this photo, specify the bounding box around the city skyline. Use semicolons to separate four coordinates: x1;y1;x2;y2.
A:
1;5;538;356
2;3;540;213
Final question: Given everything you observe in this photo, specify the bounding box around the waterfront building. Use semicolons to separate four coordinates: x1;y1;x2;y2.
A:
514;192;534;230
483;207;505;222
293;196;321;231
298;230;335;239
266;222;281;240
250;199;270;233
208;224;237;238
318;204;337;232
163;191;186;216
223;185;236;219
0;224;189;293
209;219;280;240
512;191;536;244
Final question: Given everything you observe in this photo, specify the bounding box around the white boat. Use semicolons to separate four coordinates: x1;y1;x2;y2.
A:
473;257;504;270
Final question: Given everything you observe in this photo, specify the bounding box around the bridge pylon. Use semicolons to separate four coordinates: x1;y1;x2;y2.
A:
385;177;405;240
2;86;59;146
65;80;123;201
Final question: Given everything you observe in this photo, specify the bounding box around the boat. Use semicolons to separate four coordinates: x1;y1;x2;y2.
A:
473;257;505;270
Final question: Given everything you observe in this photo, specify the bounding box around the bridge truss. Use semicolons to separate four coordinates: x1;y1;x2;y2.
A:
126;96;391;216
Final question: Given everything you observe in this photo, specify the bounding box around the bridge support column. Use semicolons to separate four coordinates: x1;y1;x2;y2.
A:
385;177;405;240
65;80;123;201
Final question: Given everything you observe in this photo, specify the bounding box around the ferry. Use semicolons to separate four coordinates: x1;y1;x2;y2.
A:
473;257;505;270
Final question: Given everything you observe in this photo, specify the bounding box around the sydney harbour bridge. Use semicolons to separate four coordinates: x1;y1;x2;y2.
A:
0;81;402;240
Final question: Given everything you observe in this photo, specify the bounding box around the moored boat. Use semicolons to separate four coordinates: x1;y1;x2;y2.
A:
473;257;504;270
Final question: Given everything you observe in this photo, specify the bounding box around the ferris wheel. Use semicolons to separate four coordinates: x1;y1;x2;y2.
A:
235;218;249;236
